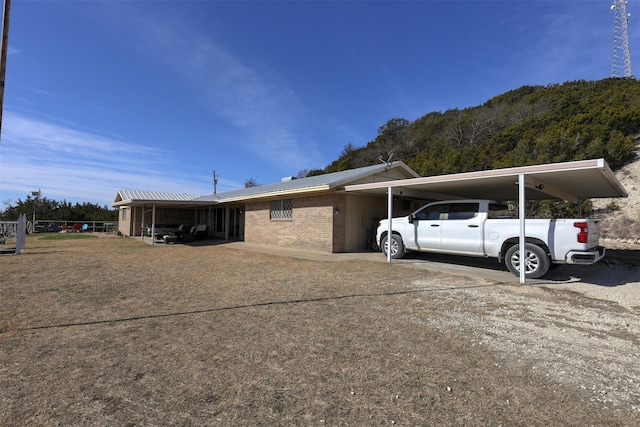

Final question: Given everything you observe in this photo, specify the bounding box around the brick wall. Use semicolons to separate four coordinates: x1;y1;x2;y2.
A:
245;193;340;253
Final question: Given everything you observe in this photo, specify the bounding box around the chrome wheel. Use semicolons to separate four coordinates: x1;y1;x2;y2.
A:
382;234;405;259
505;243;550;279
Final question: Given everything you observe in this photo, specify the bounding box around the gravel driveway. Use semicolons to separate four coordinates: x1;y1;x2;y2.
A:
232;241;640;412
394;245;640;412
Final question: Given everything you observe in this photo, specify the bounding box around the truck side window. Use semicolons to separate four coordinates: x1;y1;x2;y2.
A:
414;204;446;220
488;203;513;219
446;203;479;220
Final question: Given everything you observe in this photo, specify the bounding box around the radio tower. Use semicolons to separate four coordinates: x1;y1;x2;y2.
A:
611;0;633;77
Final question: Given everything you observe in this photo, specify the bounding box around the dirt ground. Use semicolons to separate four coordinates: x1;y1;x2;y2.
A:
1;235;639;425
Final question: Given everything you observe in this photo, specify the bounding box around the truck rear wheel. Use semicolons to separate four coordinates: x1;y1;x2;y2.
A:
505;243;550;279
382;234;405;259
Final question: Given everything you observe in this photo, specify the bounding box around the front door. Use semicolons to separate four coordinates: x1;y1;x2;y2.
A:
228;207;244;240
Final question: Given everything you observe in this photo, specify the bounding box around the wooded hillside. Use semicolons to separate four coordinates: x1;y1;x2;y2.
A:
314;78;639;177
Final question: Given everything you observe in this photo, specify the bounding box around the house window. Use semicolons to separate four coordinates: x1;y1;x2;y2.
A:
270;199;293;220
121;207;127;220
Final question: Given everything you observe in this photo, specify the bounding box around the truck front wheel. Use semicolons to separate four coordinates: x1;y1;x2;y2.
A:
382;234;405;259
505;243;550;279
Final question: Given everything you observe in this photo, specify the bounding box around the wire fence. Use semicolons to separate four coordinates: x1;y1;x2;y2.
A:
0;221;18;244
0;219;119;240
33;220;119;234
0;215;27;252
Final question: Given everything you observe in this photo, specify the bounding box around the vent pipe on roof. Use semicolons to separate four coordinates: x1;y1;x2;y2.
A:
213;170;218;194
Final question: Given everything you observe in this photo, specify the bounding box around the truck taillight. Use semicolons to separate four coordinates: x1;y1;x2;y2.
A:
574;221;588;243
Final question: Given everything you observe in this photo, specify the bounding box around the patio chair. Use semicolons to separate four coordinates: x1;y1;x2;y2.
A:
193;224;209;240
182;226;196;243
174;224;185;240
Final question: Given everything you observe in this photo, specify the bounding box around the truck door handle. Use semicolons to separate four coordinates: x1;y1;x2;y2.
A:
431;224;440;227
468;224;479;228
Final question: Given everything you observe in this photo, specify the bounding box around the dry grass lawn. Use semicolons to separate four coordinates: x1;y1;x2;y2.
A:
1;235;638;425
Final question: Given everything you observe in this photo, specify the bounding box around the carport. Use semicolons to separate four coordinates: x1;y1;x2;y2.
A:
344;158;628;284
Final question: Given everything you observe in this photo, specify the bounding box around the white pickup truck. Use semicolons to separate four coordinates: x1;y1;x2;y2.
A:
376;199;605;279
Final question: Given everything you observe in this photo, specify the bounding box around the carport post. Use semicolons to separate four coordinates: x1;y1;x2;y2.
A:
519;174;526;284
387;185;392;263
151;204;156;246
224;205;230;241
132;206;137;238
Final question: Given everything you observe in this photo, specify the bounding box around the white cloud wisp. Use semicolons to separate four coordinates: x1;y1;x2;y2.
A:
0;111;216;207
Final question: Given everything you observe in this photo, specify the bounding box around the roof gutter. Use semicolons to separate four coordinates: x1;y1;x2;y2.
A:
215;185;333;203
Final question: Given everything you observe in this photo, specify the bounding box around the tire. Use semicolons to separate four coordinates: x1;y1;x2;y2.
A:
505;243;550;279
381;234;405;259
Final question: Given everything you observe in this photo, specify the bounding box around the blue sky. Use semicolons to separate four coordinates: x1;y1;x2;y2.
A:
1;0;637;208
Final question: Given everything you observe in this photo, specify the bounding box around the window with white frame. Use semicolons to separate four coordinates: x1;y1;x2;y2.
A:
270;199;293;220
121;207;127;220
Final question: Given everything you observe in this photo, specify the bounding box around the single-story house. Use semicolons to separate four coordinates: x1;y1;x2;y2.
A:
113;161;421;253
113;157;629;259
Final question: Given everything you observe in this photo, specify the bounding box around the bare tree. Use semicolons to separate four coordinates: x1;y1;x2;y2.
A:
244;177;260;188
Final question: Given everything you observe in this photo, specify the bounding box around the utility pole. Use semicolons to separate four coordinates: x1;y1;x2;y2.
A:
0;0;12;141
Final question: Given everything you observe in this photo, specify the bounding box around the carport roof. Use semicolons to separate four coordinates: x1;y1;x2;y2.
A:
344;158;628;203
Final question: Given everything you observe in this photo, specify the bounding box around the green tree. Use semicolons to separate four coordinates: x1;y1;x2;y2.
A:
606;130;635;168
0;194;117;221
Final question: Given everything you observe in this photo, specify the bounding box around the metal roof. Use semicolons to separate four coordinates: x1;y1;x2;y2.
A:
113;189;206;206
112;162;418;207
195;161;418;203
112;159;626;208
344;158;628;202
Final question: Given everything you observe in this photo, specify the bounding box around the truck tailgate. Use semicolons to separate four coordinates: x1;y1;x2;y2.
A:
587;220;601;247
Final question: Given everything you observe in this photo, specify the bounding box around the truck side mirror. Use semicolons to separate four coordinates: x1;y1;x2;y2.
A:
408;214;416;224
